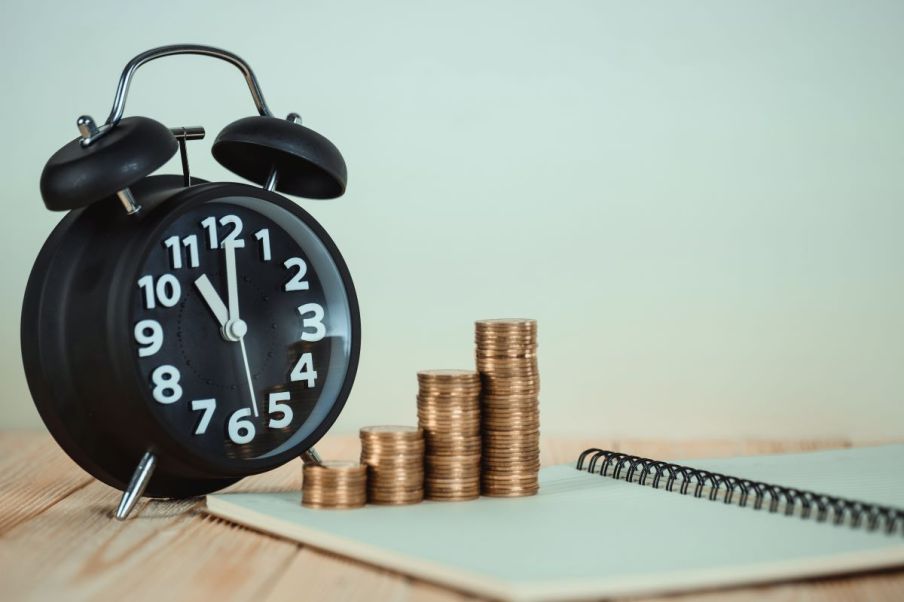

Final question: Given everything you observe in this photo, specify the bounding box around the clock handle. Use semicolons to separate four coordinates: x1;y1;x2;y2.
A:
79;44;274;147
114;451;157;520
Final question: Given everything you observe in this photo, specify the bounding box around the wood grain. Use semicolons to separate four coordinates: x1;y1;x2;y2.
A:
0;430;92;535
0;432;901;602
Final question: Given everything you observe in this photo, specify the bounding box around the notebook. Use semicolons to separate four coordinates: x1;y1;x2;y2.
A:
205;444;904;601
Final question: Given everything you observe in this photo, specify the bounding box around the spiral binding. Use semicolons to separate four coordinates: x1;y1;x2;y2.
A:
577;448;904;536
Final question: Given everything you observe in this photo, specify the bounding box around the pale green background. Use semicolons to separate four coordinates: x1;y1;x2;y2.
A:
2;1;902;439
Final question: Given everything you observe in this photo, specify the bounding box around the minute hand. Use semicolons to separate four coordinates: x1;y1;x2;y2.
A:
223;240;241;323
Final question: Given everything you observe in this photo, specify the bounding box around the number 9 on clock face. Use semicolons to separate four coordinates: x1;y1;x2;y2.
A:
131;197;355;465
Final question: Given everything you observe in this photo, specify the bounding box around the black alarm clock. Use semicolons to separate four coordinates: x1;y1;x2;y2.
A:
21;45;361;519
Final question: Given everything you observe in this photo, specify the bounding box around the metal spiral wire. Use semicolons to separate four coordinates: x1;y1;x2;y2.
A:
576;448;904;535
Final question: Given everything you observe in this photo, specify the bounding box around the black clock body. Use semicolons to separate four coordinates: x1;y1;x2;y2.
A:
22;175;361;498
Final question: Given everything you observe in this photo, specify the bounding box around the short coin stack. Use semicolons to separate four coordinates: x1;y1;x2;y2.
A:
417;369;481;501
476;319;540;497
359;425;425;505
302;461;367;509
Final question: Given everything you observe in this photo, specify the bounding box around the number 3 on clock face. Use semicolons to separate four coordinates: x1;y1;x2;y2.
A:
129;200;354;463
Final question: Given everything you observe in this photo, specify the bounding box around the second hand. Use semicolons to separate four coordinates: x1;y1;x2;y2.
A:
238;336;259;418
222;240;259;418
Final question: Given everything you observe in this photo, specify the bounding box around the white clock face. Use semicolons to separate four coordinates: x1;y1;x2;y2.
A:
129;196;355;463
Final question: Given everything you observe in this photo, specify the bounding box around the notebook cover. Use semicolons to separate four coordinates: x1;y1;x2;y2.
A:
205;445;904;601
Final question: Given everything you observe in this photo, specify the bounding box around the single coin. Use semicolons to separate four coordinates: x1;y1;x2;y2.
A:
360;425;423;437
475;318;537;330
418;369;480;381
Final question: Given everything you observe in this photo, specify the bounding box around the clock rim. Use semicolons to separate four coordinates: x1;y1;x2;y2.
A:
109;181;362;478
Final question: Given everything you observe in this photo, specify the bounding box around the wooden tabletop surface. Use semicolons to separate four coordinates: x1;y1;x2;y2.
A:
1;432;902;601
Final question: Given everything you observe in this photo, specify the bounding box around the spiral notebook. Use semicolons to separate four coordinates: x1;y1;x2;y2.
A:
206;444;904;601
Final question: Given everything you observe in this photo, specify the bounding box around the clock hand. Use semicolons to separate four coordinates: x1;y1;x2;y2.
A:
221;239;257;416
196;242;247;342
193;274;228;329
223;240;241;324
237;336;259;418
196;261;257;415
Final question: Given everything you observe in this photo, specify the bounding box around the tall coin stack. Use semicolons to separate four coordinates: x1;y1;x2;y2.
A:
417;369;481;501
359;426;425;505
302;461;367;509
476;319;540;497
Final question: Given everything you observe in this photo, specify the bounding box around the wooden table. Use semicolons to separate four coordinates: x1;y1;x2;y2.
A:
1;432;901;601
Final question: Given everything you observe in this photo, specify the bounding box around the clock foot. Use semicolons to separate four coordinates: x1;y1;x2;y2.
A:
114;451;157;520
300;447;322;466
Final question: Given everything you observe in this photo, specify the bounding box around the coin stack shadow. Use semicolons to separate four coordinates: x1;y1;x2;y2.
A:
302;461;367;509
476;319;540;497
359;425;425;505
417;369;482;501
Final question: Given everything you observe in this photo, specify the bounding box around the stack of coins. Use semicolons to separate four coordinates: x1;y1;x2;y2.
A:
302;461;367;509
417;369;481;501
359;425;425;505
476;319;540;497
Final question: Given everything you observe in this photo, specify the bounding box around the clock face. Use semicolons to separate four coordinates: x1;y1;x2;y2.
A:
129;196;355;465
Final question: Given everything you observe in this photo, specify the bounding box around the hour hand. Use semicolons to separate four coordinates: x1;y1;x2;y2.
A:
194;274;228;328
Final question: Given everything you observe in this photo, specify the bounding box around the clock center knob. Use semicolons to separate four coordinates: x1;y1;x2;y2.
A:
222;319;248;342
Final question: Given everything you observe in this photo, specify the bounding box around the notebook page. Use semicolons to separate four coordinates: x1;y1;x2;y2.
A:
206;444;904;601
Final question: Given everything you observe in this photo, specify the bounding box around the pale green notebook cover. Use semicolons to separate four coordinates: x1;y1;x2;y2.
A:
206;445;904;601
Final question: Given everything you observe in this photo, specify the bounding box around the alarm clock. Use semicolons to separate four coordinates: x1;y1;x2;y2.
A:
21;45;361;519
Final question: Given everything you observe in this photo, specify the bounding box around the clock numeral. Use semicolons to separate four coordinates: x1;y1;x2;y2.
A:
163;235;200;270
191;398;216;435
138;274;181;309
134;319;163;357
184;235;200;268
297;303;326;342
254;228;271;261
163;236;182;269
201;215;245;250
267;391;293;429
284;257;310;291
200;217;217;249
220;215;244;247
228;408;256;444
151;365;182;404
290;352;318;388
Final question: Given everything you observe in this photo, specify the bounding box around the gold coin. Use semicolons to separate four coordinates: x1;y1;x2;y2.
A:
360;424;422;435
473;319;542;498
481;488;539;498
302;461;367;509
476;347;537;356
417;369;480;381
358;426;425;506
482;414;540;423
481;410;540;420
482;430;540;440
482;445;540;454
475;319;537;335
417;387;481;396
